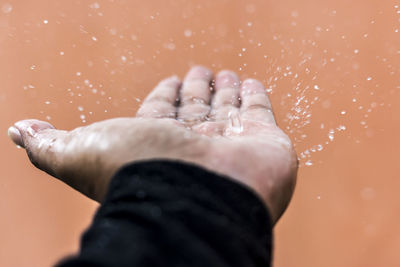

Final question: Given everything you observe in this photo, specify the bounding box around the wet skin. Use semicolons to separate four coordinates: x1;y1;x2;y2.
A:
8;66;297;225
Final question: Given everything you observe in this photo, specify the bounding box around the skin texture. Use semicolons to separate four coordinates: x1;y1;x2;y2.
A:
8;66;297;225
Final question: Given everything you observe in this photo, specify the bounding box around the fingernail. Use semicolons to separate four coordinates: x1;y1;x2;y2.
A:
163;75;181;85
242;78;261;87
14;120;54;136
216;70;240;88
187;65;212;80
241;79;264;95
8;126;24;148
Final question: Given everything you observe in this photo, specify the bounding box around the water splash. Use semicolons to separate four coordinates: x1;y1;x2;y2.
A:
228;110;243;134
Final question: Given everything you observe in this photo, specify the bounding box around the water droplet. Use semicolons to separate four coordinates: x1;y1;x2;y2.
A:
2;3;12;13
184;29;192;37
314;85;320;90
78;106;84;111
43;19;49;24
305;160;313;166
246;4;256;13
90;2;100;9
91;36;98;41
164;42;176;50
328;129;335;141
360;187;375;200
228;110;243;134
354;49;359;54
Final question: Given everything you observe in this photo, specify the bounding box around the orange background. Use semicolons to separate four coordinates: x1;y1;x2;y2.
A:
1;0;400;266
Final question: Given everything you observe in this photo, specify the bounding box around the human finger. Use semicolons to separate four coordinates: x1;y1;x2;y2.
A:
240;79;276;124
209;70;240;121
136;76;181;118
177;66;213;124
9;119;67;177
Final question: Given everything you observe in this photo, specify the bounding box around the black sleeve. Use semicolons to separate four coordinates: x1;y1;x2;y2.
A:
55;160;273;267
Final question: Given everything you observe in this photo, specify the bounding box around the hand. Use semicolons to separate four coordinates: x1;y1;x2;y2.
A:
9;66;297;224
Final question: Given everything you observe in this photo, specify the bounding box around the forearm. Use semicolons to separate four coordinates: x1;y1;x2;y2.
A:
56;160;273;267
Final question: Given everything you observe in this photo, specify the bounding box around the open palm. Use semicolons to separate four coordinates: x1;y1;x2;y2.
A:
9;66;297;225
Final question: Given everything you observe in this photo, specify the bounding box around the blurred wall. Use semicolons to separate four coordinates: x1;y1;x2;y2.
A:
1;0;400;266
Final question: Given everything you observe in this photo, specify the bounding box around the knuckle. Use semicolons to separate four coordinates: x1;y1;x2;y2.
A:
146;94;176;104
137;102;176;118
182;96;208;105
242;104;272;112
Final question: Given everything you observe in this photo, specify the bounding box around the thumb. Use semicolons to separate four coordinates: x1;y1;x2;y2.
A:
8;119;64;176
8;119;55;148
